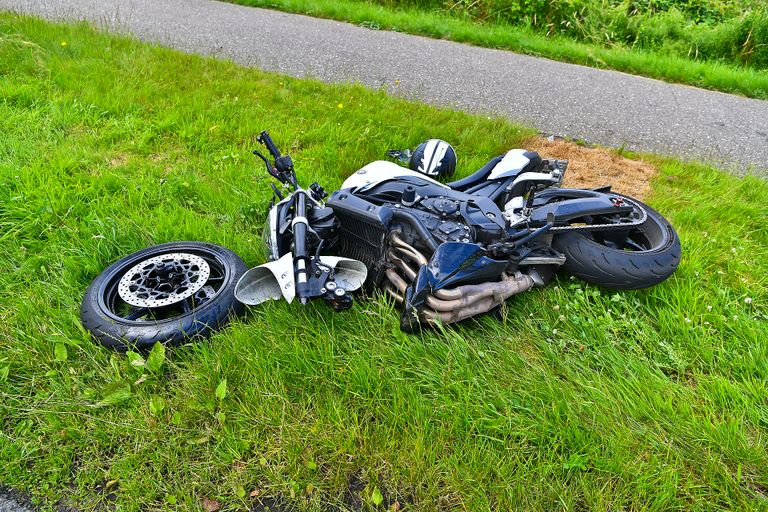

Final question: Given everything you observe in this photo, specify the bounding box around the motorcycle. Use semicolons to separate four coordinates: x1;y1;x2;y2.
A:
235;132;680;332
81;131;680;350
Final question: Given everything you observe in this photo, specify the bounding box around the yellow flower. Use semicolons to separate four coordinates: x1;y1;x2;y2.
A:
60;41;67;47
337;103;344;109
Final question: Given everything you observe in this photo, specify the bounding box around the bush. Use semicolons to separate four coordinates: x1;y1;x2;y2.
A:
362;0;768;68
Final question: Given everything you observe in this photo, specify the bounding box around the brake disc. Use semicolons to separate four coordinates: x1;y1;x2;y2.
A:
117;253;210;308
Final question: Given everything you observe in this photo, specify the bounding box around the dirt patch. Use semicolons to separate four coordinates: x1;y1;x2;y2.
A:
108;153;129;168
525;137;657;200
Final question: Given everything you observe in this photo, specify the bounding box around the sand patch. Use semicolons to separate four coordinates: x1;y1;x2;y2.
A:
525;137;656;200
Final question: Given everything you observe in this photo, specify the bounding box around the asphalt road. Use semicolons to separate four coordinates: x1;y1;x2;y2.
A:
3;0;768;174
0;488;33;512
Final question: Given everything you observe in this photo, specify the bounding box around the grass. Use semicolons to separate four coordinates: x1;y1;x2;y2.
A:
1;13;768;512
227;0;768;99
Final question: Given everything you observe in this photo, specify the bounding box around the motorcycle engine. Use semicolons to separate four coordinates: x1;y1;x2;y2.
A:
326;179;508;289
395;197;473;248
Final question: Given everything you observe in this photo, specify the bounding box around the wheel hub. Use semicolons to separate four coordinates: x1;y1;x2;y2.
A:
118;253;210;308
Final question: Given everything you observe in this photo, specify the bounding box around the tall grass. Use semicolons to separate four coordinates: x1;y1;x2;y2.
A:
1;13;767;511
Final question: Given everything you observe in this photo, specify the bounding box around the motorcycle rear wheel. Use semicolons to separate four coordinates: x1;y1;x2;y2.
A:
551;195;680;290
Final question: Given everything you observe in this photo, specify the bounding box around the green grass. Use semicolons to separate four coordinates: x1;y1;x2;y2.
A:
2;13;768;512
228;0;768;100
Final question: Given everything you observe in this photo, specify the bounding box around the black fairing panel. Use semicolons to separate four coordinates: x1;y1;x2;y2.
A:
325;190;394;288
528;188;634;226
326;190;394;226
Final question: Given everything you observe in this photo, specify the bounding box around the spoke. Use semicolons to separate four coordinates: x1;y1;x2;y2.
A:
624;239;647;252
125;307;150;321
182;298;192;313
206;276;225;283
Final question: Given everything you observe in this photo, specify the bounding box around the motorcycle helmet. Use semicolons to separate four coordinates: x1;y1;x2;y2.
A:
409;139;457;178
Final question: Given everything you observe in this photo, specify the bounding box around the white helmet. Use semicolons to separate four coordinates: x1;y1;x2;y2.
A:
409;139;457;178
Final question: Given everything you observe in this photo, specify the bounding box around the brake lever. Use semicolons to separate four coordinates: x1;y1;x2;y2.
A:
256;132;297;188
253;149;281;180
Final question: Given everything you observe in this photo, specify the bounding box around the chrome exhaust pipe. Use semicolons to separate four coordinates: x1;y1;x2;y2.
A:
389;232;429;266
385;268;409;294
386;248;418;281
421;273;534;323
426;273;534;311
383;233;535;325
383;283;404;304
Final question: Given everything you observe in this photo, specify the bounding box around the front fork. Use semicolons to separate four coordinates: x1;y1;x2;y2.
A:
291;190;354;310
292;190;311;303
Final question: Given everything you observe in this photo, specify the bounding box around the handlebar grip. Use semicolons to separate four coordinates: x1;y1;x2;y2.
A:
258;130;281;159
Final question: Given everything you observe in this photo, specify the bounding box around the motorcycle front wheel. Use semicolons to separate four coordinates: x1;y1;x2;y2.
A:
551;195;680;290
80;241;248;352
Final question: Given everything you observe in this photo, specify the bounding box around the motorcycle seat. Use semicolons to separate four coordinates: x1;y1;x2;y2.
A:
447;150;542;191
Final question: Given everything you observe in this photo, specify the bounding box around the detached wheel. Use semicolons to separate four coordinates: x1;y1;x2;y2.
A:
80;242;248;352
552;195;681;290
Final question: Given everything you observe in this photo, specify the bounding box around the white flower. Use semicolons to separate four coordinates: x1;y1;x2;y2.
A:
745;297;753;304
707;305;713;312
684;317;691;323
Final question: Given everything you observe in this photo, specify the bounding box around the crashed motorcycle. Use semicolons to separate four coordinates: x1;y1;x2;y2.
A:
81;132;680;349
235;132;680;332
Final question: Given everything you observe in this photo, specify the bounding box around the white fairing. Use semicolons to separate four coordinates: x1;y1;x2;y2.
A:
341;160;447;192
235;253;296;305
234;254;368;306
265;202;280;261
316;257;368;292
488;149;531;179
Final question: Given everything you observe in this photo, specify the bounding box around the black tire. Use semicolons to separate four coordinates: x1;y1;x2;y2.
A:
80;242;248;352
551;195;680;290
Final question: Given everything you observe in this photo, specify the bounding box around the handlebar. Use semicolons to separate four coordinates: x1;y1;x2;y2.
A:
254;130;297;188
257;131;281;160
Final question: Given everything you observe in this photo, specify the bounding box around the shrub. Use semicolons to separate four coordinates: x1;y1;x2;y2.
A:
361;0;768;68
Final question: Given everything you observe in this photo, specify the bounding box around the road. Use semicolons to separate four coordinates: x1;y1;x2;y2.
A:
0;488;33;512
3;0;768;174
